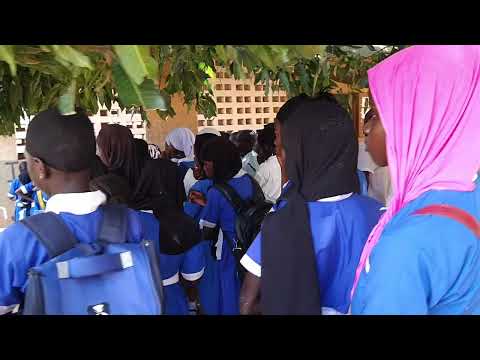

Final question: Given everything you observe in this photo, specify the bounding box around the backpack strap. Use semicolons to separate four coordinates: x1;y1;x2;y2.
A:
21;213;77;259
214;182;248;214
98;204;129;244
414;204;480;238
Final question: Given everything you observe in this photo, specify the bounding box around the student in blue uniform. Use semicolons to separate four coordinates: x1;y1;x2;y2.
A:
0;108;147;312
191;137;254;315
164;128;196;182
90;173;205;315
240;94;383;315
351;46;480;315
184;132;220;315
8;162;33;221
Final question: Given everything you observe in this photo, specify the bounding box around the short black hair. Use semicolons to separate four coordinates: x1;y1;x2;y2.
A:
26;108;96;172
257;123;275;149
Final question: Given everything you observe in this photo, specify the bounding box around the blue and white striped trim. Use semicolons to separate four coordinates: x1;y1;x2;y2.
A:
181;268;205;281
162;272;179;286
199;219;216;229
240;253;261;277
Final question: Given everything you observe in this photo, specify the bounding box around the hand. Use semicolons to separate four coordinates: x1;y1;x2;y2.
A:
193;165;204;180
189;191;207;206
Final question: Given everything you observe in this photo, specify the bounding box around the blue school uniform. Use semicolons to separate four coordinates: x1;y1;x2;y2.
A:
199;173;254;315
352;179;480;315
184;179;213;222
10;180;35;221
0;191;145;307
241;193;383;315
136;211;205;315
183;178;222;315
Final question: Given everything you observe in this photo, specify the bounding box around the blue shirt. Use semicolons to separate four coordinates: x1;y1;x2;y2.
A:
241;193;383;314
0;191;144;306
352;181;480;315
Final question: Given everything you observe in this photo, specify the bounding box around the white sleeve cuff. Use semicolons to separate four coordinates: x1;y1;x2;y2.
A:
240;254;261;278
7;193;15;199
199;219;216;229
181;268;205;281
20;185;27;194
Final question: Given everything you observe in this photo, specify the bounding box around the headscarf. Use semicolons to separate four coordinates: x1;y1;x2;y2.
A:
165;128;195;162
148;144;162;159
97;124;140;189
134;138;149;172
261;94;359;315
351;45;480;297
198;127;221;136
201;137;242;183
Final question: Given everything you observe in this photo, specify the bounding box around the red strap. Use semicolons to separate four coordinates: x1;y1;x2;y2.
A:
414;205;480;238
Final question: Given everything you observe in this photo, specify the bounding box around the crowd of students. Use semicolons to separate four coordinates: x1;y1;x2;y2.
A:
0;45;479;315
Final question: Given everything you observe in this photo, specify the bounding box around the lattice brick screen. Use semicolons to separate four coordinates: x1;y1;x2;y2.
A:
197;70;288;133
14;103;146;160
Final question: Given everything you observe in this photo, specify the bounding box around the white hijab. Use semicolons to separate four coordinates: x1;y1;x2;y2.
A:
165;128;195;163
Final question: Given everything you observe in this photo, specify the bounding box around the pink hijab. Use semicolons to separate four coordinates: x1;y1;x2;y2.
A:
351;46;480;297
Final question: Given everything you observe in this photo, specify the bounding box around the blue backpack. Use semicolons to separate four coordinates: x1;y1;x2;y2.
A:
20;205;165;315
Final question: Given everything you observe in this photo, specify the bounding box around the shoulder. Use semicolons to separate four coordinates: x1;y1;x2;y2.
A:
0;221;44;260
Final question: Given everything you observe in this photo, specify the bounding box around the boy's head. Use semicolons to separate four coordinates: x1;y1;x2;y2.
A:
25;108;96;196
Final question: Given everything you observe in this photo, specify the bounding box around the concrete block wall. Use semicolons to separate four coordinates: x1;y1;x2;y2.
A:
197;70;288;134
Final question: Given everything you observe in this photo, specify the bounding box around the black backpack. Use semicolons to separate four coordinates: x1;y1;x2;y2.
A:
214;175;273;280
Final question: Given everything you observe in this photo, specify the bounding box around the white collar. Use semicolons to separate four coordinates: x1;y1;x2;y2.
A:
234;169;247;178
316;193;353;202
45;191;107;215
473;174;478;182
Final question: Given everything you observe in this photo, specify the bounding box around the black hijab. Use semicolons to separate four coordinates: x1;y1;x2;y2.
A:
261;94;359;315
97;124;140;190
201;137;242;183
134;138;149;172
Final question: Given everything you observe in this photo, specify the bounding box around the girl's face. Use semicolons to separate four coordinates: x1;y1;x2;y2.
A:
364;95;388;167
203;160;215;179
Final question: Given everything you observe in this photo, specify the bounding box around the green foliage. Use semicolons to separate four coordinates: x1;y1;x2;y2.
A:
0;45;403;135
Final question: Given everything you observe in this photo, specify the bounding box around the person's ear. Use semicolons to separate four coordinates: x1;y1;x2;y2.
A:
32;157;50;180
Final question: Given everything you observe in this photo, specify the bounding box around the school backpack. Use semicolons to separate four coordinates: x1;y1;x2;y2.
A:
214;175;272;280
20;204;165;315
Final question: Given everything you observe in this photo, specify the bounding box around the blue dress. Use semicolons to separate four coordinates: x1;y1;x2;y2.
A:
242;193;383;314
352;178;480;315
136;211;205;315
199;174;254;315
184;178;224;315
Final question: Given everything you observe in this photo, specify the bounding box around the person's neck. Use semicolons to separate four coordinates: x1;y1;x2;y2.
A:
46;171;91;197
